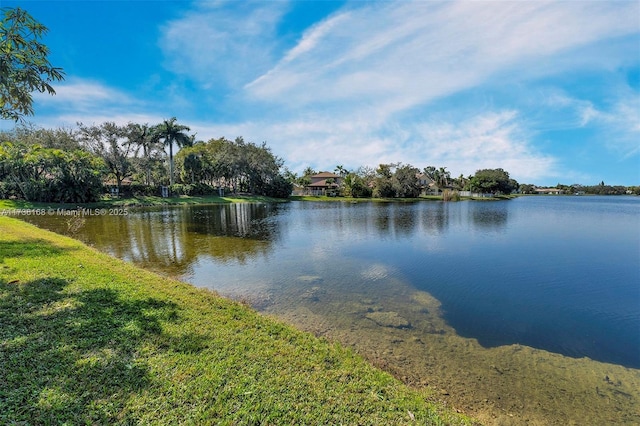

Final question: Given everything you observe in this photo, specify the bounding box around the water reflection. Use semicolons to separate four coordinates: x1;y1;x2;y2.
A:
20;198;637;369
24;203;282;276
470;203;508;230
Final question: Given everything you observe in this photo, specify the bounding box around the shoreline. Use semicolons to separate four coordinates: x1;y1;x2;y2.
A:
0;215;471;424
3;196;639;424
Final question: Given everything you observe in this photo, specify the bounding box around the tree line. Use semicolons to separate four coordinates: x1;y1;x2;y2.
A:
293;164;519;199
0;120;292;202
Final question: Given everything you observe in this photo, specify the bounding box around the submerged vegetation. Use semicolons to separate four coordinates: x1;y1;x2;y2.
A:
0;216;471;424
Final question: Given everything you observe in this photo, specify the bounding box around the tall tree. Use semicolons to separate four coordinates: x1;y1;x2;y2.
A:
469;168;518;194
77;122;134;193
392;164;421;198
437;166;450;189
153;117;190;186
373;163;396;198
334;164;347;177
0;7;64;121
298;166;316;187
127;123;162;186
1;123;80;150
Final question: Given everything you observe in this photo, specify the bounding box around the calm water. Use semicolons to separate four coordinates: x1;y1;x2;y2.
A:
22;196;640;368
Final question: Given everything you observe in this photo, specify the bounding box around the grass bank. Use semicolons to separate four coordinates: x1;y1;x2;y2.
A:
0;194;286;211
0;216;471;425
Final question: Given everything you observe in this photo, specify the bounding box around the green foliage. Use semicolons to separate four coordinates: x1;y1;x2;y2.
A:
262;173;293;198
342;172;372;198
423;166;451;192
581;184;630;195
519;183;536;194
442;189;461;201
76;122;136;191
392;164;421;198
0;141;105;202
372;163;421;198
373;164;396;198
0;7;65;121
469;168;518;194
0;123;80;150
51;150;105;202
175;137;291;198
168;183;219;196
127;123;164;186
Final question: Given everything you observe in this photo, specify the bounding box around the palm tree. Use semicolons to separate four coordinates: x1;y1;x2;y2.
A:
127;123;159;186
437;166;450;189
153;117;190;186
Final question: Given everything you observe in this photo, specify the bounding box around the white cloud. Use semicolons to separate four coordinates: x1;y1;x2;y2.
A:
159;0;289;89
33;79;134;110
189;108;557;183
594;97;640;159
540;89;640;159
245;0;639;114
24;79;162;129
412;111;557;182
208;0;634;184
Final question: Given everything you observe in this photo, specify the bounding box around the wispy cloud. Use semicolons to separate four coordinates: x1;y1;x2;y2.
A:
245;1;638;113
34;79;135;110
189;109;556;182
159;0;289;89
541;88;640;159
28;79;161;128
590;96;640;159
223;0;636;182
412;111;557;182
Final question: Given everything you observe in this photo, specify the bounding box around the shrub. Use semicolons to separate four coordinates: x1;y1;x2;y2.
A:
442;189;460;202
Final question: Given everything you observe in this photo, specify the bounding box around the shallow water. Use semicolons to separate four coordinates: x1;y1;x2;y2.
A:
21;196;640;424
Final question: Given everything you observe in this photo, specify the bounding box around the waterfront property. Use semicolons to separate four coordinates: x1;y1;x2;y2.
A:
534;187;563;194
304;172;343;196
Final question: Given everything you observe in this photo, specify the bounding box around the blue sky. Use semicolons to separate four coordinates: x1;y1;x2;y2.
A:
2;0;639;186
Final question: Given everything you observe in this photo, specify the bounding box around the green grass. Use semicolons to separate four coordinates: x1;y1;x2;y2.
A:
0;194;286;211
0;216;471;425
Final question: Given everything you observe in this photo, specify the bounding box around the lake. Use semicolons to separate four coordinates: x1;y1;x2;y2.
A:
21;195;640;424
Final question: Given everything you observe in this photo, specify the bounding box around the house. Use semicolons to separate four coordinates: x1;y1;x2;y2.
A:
305;172;342;196
535;188;563;195
416;173;439;195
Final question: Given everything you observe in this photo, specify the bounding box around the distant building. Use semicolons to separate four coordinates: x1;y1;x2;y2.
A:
416;173;441;195
535;188;563;195
305;172;342;196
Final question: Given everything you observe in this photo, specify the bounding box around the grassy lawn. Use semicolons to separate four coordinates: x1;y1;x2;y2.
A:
0;216;471;425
